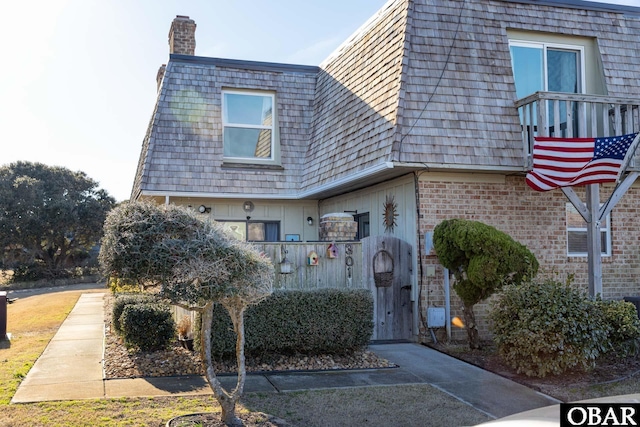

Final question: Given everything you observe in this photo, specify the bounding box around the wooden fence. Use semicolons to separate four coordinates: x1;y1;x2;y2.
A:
170;241;364;327
255;242;364;290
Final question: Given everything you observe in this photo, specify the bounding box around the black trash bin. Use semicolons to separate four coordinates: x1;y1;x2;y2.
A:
0;291;6;340
623;296;640;319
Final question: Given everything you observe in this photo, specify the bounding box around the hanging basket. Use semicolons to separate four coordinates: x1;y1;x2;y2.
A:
373;249;394;288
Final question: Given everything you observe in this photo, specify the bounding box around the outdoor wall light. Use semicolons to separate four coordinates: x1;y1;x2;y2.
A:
198;205;211;213
243;201;254;213
307;216;313;226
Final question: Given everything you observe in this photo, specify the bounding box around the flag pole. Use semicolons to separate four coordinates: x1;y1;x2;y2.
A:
600;132;640;222
590;132;640;296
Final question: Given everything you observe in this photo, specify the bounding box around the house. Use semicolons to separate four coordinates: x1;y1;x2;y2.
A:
132;0;640;342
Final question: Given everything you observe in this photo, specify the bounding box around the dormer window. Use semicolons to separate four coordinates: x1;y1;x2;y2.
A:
222;90;278;164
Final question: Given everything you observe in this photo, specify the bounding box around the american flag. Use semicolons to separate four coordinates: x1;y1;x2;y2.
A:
525;133;640;192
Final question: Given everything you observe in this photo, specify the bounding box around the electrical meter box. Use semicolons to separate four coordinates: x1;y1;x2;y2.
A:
427;307;445;328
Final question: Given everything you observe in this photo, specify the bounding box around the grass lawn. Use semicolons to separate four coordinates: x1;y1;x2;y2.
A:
6;286;638;426
0;287;492;426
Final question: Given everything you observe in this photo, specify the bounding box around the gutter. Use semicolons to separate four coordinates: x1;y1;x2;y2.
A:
138;190;301;200
394;162;525;173
137;162;526;202
297;162;396;199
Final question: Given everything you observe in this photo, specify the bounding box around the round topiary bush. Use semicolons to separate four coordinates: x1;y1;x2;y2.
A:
111;293;158;335
490;278;608;377
433;218;538;349
119;303;175;351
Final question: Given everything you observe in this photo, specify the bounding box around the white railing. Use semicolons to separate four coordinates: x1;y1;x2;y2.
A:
516;91;640;169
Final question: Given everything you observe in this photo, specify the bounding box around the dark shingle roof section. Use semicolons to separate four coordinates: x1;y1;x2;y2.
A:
502;0;640;17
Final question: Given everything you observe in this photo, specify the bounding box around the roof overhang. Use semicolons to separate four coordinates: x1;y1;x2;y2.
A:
137;162;525;202
299;162;525;199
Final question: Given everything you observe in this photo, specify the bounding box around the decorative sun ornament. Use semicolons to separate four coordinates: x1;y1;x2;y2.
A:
383;194;398;233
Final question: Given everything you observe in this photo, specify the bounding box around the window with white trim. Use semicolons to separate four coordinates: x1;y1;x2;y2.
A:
222;90;275;162
566;203;611;257
509;40;585;98
509;40;585;138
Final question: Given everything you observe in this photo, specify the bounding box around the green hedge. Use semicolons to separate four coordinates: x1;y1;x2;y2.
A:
120;303;175;351
111;293;158;335
595;297;640;356
200;288;374;358
489;278;640;378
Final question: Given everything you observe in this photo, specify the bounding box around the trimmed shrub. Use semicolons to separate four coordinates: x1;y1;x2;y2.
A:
111;293;158;335
11;262;53;282
119;303;175;351
108;277;142;294
595;297;640;356
433;218;538;349
203;288;374;358
490;278;608;377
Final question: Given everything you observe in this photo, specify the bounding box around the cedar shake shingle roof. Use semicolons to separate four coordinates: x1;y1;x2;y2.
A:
132;0;640;200
393;0;640;170
132;57;318;199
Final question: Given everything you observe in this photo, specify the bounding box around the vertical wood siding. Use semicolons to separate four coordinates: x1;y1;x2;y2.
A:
255;242;364;290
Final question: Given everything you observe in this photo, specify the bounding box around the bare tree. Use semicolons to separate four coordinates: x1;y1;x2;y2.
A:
99;201;274;425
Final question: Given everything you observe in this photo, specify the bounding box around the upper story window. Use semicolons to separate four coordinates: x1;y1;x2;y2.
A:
509;40;585;98
566;203;611;257
222;90;277;163
510;39;586;137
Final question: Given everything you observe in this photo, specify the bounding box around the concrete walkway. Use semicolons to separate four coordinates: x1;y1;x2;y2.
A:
12;293;105;402
11;292;561;421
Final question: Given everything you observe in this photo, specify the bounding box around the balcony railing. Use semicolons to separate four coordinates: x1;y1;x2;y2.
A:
516;91;640;170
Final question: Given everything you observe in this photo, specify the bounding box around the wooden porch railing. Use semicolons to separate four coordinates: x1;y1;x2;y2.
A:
515;91;640;169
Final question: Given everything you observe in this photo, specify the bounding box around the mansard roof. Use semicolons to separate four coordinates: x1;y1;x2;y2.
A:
133;0;640;200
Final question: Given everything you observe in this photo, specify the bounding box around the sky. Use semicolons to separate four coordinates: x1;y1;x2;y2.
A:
1;0;638;202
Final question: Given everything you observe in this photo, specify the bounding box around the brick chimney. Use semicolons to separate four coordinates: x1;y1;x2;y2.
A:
168;15;196;55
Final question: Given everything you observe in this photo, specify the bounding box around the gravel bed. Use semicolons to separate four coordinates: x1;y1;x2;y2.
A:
103;296;396;379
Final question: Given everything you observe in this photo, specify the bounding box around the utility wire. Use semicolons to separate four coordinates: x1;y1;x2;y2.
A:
397;0;467;161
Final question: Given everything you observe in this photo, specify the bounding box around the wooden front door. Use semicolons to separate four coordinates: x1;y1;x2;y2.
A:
362;236;413;341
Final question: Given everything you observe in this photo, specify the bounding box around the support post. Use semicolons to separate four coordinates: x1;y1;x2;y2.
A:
444;268;451;341
585;184;602;297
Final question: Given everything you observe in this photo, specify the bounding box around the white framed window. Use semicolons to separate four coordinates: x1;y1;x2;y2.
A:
509;40;585;138
566;203;611;257
222;90;276;163
509;40;585;98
